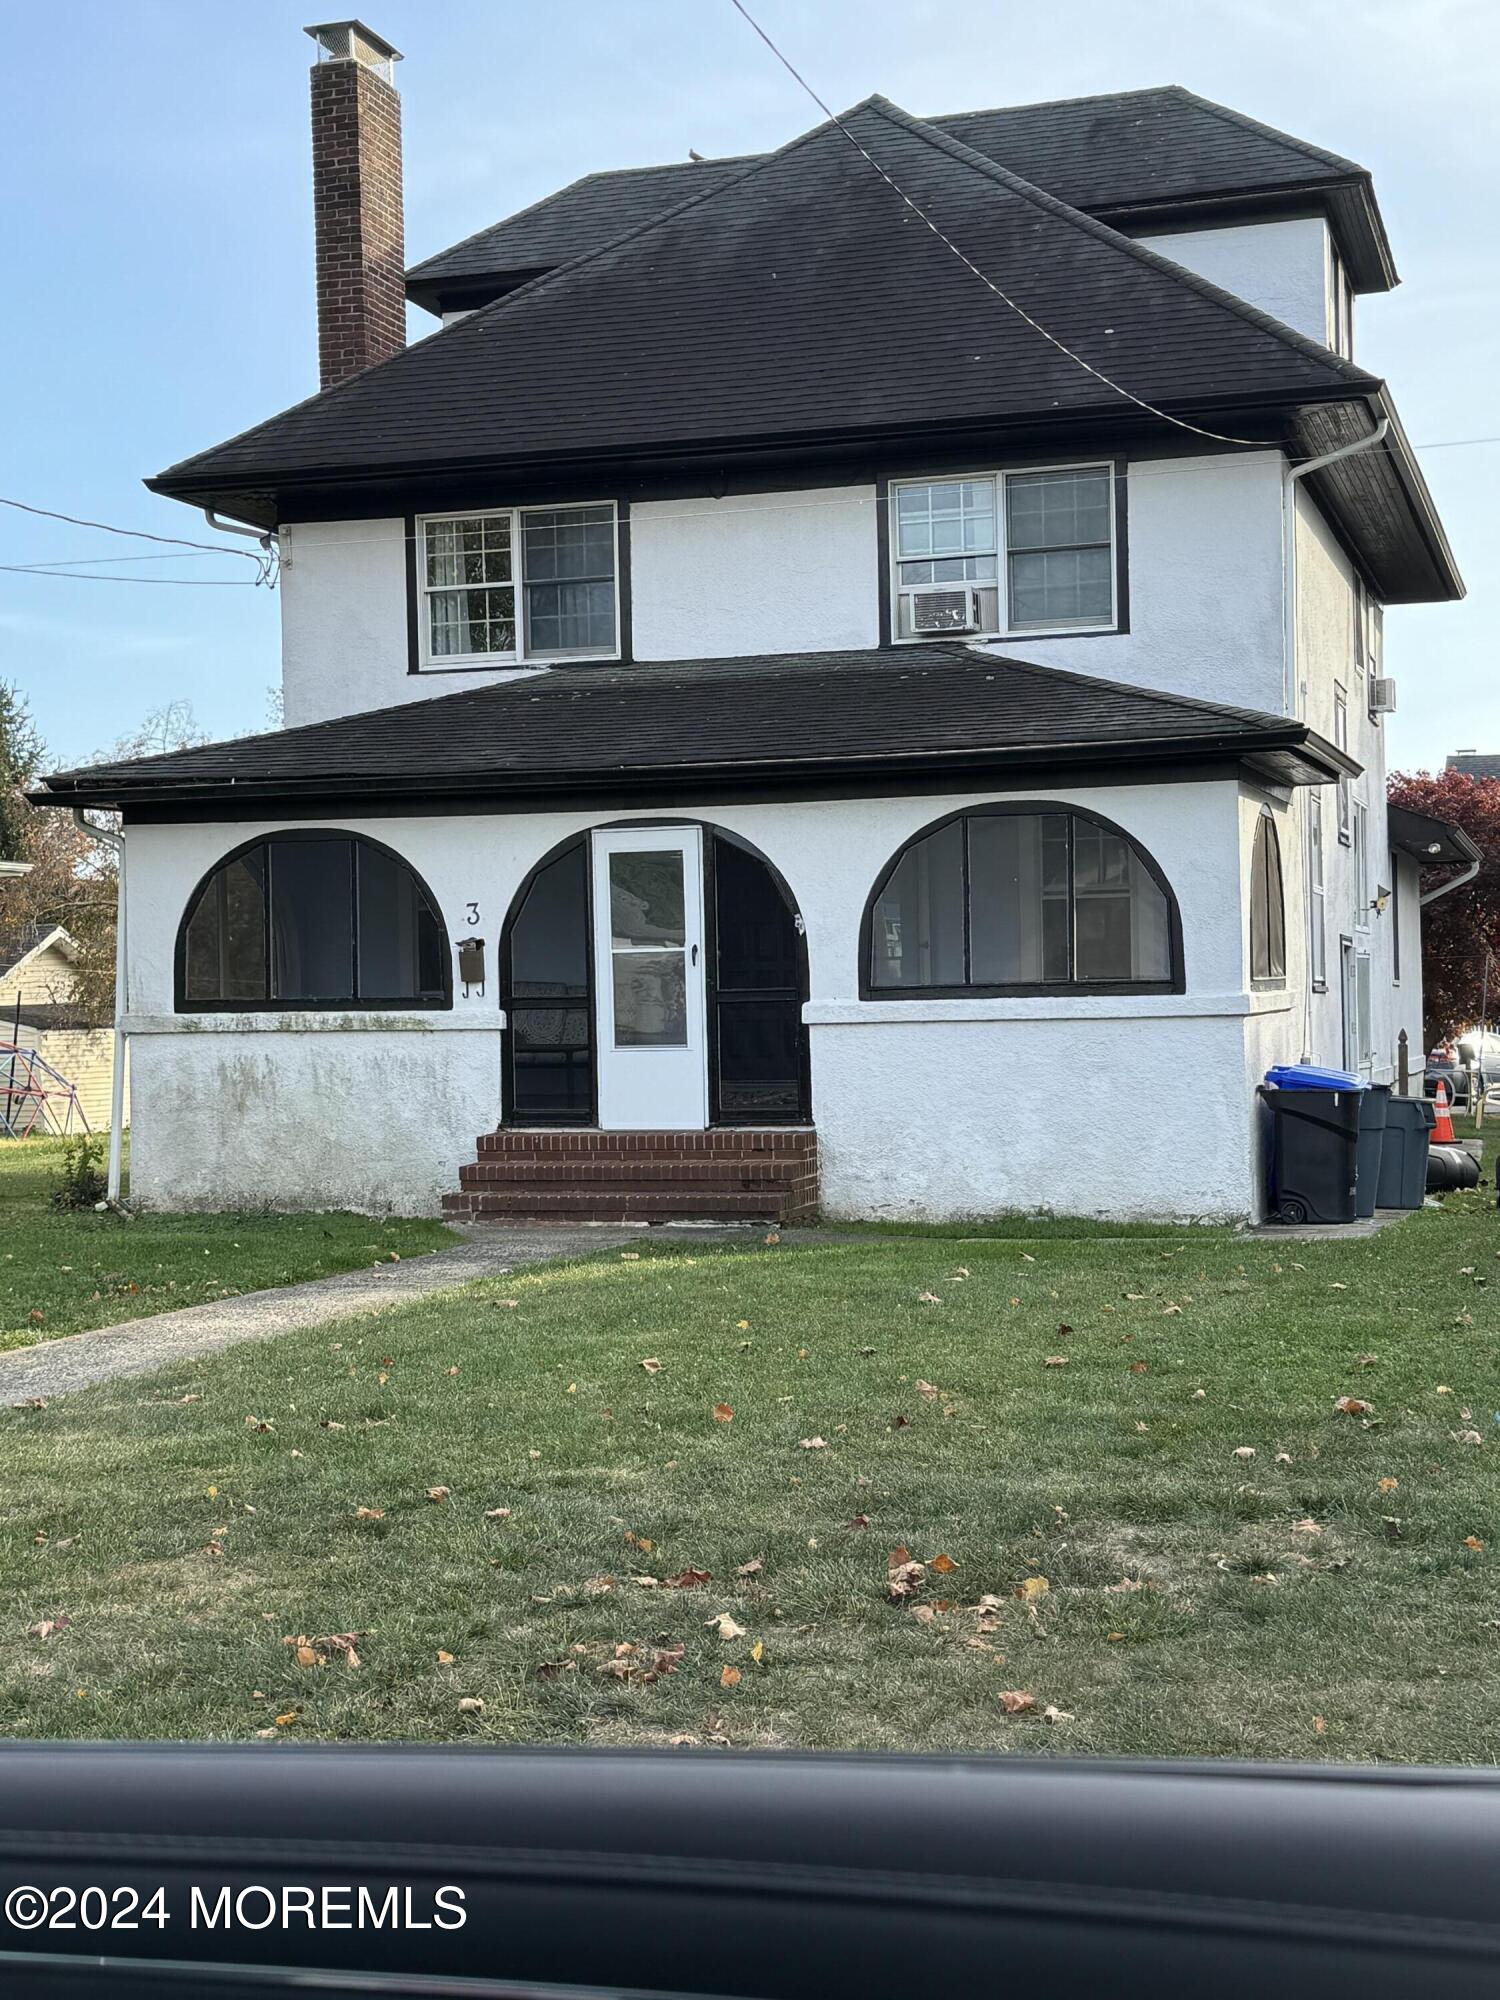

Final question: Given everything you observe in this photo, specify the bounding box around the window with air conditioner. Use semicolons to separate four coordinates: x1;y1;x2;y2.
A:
891;465;1117;642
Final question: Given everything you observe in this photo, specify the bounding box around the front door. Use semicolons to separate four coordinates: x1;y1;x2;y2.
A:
591;826;708;1129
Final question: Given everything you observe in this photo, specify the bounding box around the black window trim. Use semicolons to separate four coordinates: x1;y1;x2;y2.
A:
858;800;1184;1000
1249;808;1287;989
175;829;452;1013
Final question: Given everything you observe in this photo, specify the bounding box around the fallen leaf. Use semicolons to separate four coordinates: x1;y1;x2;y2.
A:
750;1640;765;1664
998;1690;1035;1714
1043;1355;1069;1368
274;1711;299;1728
1128;1361;1149;1374
799;1436;827;1450
886;1546;927;1602
436;1650;456;1665
1292;1518;1323;1536
484;1507;512;1520
713;1403;734;1423
706;1612;747;1640
1313;1716;1327;1734
26;1617;69;1640
929;1552;958;1574
640;1358;662;1374
918;1291;941;1304
843;1515;871;1531
620;1251;641;1261
1015;1575;1049;1603
720;1665;742;1688
1377;1478;1398;1493
663;1568;712;1589
1334;1397;1372;1416
736;1557;764;1575
1464;1536;1485;1552
1041;1704;1074;1724
1233;1446;1256;1459
457;1697;485;1714
354;1506;385;1521
915;1380;940;1400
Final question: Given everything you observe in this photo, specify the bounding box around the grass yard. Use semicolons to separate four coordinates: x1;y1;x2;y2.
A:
3;1169;1498;1761
0;1138;456;1351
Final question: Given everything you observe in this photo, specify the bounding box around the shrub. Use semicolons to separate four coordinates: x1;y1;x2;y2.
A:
50;1135;107;1211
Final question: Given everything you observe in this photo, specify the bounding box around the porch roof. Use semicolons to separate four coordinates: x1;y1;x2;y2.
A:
32;645;1355;815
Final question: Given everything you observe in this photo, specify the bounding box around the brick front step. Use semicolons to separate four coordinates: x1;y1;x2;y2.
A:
449;1127;818;1224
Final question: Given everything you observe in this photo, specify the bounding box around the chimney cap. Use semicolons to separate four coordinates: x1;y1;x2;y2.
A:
305;20;403;66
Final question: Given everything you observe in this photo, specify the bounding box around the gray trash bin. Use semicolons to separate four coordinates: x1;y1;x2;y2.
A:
1377;1096;1435;1210
1354;1084;1390;1219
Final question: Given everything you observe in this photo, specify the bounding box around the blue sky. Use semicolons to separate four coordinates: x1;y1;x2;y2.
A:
3;0;1494;770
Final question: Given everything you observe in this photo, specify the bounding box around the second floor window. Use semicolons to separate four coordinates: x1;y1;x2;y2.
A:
1333;684;1352;842
418;504;619;667
891;465;1116;641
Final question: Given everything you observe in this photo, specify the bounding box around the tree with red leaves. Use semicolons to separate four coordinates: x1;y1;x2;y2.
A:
1387;768;1500;1041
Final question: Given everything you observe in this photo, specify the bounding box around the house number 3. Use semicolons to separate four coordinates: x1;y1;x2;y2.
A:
465;902;481;925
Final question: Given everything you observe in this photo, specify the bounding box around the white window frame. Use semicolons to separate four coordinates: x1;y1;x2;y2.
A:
889;461;1118;644
1308;790;1327;991
415;502;622;671
1333;683;1352;844
1352;797;1370;932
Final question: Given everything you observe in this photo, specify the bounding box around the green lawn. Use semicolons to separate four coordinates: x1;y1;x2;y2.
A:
0;1138;456;1351
3;1166;1498;1760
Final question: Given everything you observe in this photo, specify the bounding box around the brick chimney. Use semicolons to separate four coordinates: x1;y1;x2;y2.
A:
305;21;405;389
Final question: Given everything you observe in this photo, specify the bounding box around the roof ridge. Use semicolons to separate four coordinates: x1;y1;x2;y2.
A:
927;84;1189;122
864;97;1373;393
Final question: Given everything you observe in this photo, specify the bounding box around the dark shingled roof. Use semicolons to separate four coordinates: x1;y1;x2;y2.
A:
35;647;1353;812
1388;802;1482;868
408;85;1391;311
153;97;1370;507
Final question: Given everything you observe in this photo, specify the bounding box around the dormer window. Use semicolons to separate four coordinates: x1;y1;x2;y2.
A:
417;503;620;668
891;464;1118;642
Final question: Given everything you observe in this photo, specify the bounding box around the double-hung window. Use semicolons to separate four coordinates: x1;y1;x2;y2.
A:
418;503;619;668
1352;799;1370;931
891;465;1116;641
1333;684;1352;843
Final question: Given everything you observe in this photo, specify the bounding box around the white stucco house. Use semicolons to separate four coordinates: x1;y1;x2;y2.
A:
31;27;1473;1223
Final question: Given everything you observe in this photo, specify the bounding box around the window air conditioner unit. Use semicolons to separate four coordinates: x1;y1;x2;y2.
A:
912;587;983;635
1369;676;1397;715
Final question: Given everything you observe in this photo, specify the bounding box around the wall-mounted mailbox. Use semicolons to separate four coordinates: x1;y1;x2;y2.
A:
457;936;486;997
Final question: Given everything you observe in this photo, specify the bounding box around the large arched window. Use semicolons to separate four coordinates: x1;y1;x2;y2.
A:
178;833;449;1010
864;805;1180;996
1249;812;1286;983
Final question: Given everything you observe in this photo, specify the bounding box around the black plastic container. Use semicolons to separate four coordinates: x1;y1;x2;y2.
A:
1354;1084;1391;1219
1260;1084;1361;1225
1377;1096;1435;1209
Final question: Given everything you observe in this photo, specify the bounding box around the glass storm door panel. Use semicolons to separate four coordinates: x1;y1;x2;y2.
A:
591;827;708;1129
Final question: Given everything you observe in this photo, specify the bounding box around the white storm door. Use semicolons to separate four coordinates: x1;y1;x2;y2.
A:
591;827;708;1129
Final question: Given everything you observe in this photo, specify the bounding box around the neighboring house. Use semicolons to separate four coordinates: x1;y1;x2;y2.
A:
0;923;126;1132
1447;752;1500;778
30;24;1473;1221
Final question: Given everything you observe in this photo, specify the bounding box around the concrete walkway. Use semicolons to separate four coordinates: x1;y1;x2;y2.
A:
0;1223;655;1403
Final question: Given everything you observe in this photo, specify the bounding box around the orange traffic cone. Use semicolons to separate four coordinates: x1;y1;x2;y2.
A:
1432;1078;1456;1144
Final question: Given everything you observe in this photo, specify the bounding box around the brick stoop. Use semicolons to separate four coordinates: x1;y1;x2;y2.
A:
444;1129;818;1224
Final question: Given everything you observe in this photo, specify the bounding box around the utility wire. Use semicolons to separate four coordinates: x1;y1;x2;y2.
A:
727;0;1325;451
0;494;265;563
0;566;262;586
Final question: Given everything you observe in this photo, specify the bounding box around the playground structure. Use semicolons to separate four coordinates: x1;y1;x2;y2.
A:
1;1038;89;1138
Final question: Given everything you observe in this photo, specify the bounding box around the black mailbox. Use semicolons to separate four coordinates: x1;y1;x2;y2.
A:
457;936;486;996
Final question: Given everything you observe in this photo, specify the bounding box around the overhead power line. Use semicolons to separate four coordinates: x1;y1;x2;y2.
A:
0;494;265;562
727;0;1326;451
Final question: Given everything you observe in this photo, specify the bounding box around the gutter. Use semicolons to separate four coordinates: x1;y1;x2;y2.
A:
73;809;127;1208
1421;855;1481;909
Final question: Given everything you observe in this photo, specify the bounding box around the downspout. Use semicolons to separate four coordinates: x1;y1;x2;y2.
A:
1280;413;1392;1059
203;508;277;557
1420;857;1480;908
75;809;127;1207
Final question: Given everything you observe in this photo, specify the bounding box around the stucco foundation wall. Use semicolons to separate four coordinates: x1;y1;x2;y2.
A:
810;1011;1255;1221
125;1025;501;1215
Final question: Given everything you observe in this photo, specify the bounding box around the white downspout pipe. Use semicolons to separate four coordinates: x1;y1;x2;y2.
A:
1420;856;1480;908
75;809;127;1206
1280;414;1392;1059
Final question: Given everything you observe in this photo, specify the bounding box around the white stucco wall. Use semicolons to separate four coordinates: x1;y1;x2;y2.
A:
997;451;1286;711
276;455;1288;727
279;519;542;728
1133;218;1333;347
629;486;881;660
121;778;1271;1220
